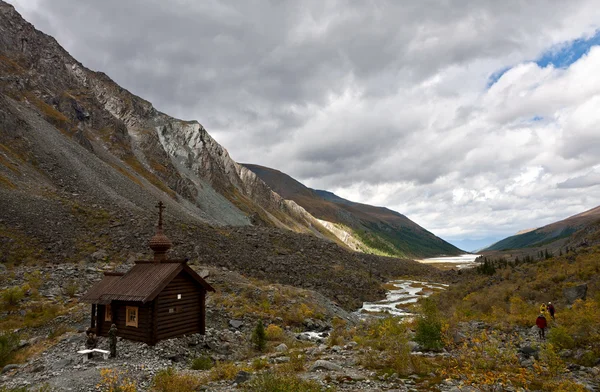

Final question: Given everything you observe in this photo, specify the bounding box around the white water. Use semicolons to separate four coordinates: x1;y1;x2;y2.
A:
356;280;448;318
420;254;480;269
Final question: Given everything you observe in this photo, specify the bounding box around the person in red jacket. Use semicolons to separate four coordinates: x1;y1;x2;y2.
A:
536;313;547;339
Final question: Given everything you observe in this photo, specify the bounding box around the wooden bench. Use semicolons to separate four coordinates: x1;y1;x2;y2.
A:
77;348;110;362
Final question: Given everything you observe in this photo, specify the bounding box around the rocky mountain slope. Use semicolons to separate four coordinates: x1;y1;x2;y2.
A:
483;205;600;252
0;1;450;312
243;164;463;258
0;0;338;246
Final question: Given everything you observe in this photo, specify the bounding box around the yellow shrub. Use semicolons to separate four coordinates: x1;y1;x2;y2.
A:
152;368;200;392
265;324;284;341
97;369;137;392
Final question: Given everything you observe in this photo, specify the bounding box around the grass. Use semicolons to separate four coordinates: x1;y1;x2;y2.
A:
242;372;329;392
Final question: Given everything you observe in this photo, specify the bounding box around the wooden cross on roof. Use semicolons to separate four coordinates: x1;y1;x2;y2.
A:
156;201;165;230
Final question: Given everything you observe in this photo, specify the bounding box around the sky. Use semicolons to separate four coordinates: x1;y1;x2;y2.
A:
9;0;600;251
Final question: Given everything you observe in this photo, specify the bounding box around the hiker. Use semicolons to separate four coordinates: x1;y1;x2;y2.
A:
536;313;547;339
109;324;118;358
539;302;548;316
547;302;555;320
85;328;97;359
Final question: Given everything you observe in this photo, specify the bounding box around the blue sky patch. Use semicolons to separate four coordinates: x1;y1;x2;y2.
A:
487;29;600;89
536;29;600;68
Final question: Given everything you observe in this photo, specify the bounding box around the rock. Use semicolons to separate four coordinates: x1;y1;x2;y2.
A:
310;359;342;372
90;249;108;261
275;343;288;353
519;346;539;360
234;370;251;384
408;341;420;352
228;320;243;330
50;358;73;371
1;364;21;374
0;263;6;272
272;356;290;364
563;284;587;304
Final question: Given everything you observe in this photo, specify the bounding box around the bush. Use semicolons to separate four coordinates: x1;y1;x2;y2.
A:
265;324;284;341
208;361;243;381
152;367;200;392
251;357;269;371
415;298;443;351
190;355;213;370
63;280;79;298
242;372;326;392
354;317;413;375
252;320;266;351
1;287;24;308
0;333;19;367
98;368;137;392
548;326;575;350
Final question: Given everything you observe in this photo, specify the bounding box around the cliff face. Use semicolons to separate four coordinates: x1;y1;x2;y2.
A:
0;1;338;244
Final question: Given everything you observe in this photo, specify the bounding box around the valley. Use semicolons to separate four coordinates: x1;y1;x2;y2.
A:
1;1;600;391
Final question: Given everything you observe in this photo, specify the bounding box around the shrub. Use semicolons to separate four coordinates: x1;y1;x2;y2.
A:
24;271;44;290
208;361;242;381
190;355;213;370
0;333;19;367
97;368;137;392
354;317;413;375
242;372;326;392
548;326;575;350
152;367;200;392
252;320;266;351
415;298;443;351
326;317;348;347
64;280;79;298
251;357;269;371
265;324;284;341
1;287;24;308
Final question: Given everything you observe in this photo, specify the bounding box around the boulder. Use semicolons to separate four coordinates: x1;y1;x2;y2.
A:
228;320;243;330
1;364;21;374
234;370;251;385
563;284;587;304
519;346;539;360
310;359;342;372
275;343;288;353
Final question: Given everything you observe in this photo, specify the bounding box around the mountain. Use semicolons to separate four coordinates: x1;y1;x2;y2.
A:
482;205;600;251
242;164;463;258
0;0;339;243
0;1;450;310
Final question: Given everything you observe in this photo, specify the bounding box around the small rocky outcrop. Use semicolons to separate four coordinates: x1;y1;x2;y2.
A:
563;284;587;304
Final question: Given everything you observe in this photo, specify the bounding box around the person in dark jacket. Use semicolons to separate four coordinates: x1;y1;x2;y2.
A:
536;313;547;339
547;302;555;320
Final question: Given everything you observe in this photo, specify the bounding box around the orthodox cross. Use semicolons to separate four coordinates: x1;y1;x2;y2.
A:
156;201;165;230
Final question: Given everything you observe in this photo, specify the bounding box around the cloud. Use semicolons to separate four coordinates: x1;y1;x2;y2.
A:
8;0;600;242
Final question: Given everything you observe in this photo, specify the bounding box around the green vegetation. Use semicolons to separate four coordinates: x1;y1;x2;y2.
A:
484;228;576;251
190;355;213;370
414;297;443;351
252;320;266;352
151;368;199;392
0;332;19;367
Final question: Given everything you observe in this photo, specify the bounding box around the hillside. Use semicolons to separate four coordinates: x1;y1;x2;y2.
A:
483;205;600;251
243;164;463;258
0;0;447;313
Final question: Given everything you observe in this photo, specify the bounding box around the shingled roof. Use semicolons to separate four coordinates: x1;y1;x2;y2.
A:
81;261;215;305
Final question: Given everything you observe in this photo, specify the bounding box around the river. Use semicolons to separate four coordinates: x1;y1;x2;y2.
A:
356;254;479;317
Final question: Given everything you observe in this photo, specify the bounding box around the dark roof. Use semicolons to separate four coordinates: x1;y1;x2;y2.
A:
81;261;215;305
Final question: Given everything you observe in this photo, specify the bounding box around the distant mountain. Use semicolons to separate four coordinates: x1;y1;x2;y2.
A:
243;164;463;258
483;205;600;251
